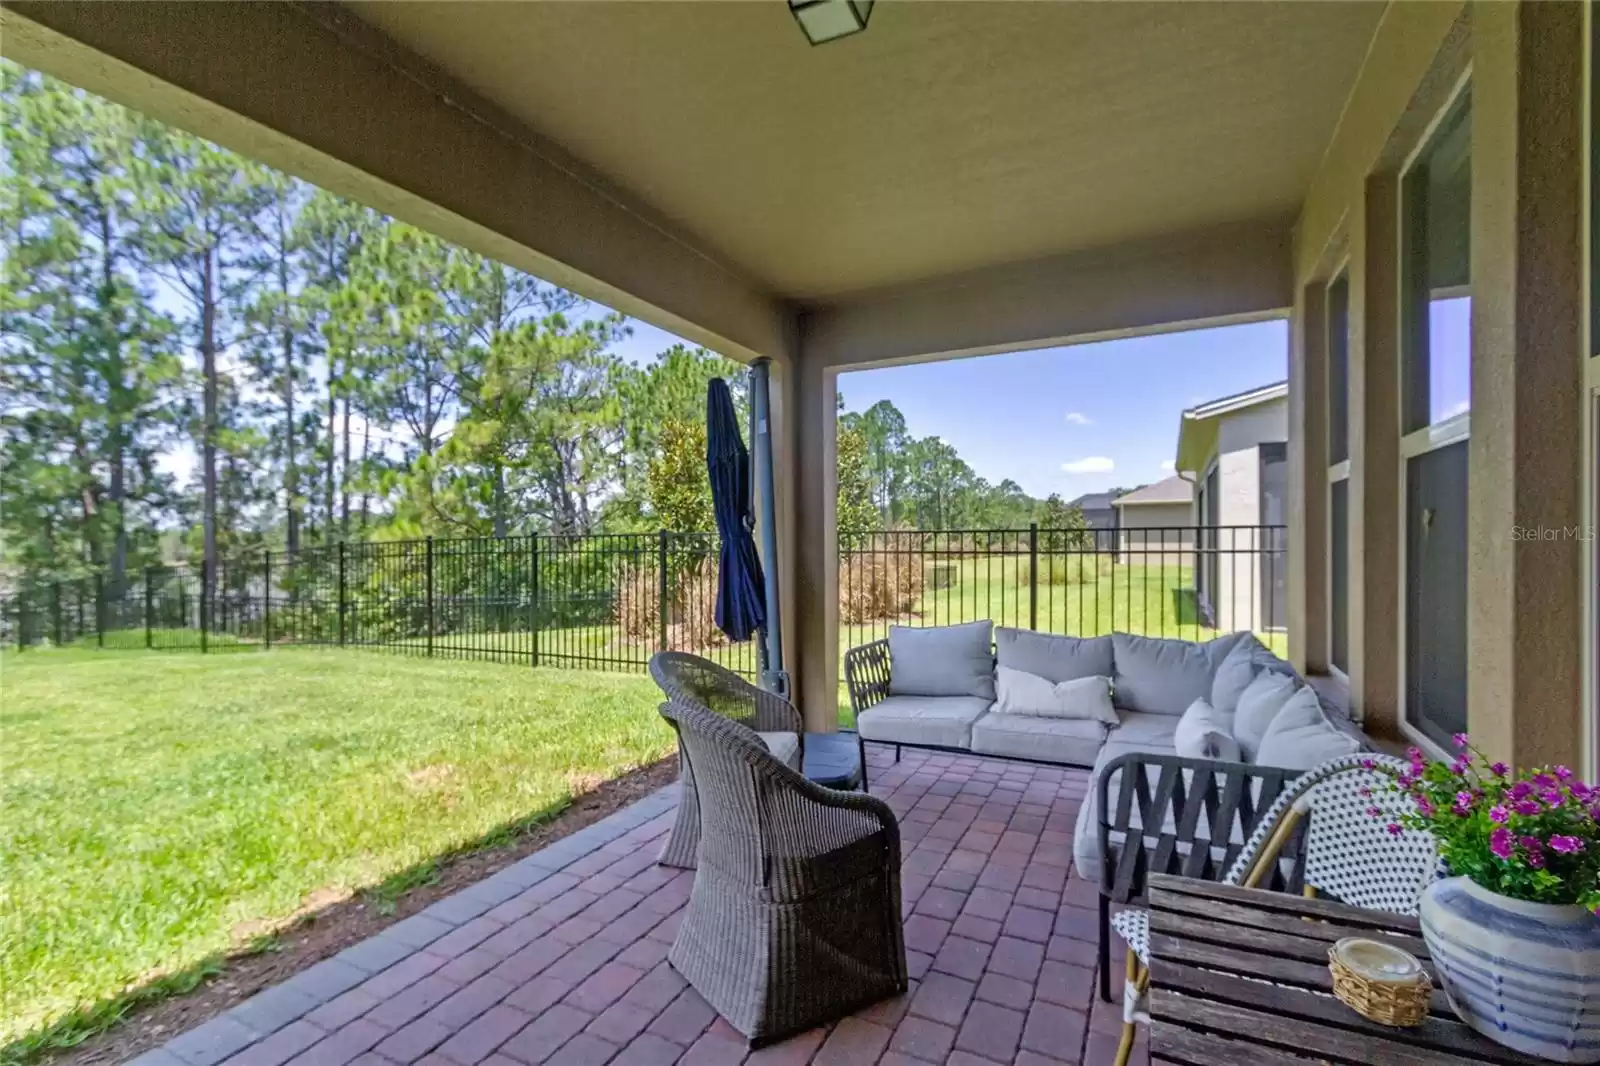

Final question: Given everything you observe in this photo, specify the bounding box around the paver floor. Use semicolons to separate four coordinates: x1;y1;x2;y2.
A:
134;747;1148;1066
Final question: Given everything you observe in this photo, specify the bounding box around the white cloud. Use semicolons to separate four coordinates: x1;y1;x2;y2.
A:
1061;456;1115;475
1160;460;1176;473
1064;411;1093;426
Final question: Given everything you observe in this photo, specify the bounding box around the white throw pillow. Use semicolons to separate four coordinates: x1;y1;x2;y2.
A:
1256;686;1362;770
1174;697;1241;762
1232;671;1298;761
994;666;1118;724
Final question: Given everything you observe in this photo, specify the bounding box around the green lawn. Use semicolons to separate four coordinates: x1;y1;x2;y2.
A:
0;649;672;1055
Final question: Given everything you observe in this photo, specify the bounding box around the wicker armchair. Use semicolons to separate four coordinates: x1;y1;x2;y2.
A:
657;696;907;1045
649;652;804;868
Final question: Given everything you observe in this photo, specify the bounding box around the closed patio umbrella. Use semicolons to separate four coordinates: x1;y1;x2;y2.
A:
706;377;765;643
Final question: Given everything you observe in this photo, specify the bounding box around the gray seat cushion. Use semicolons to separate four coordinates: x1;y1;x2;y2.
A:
995;628;1113;684
857;695;992;749
889;621;996;700
757;731;802;770
969;713;1105;766
1105;710;1183;749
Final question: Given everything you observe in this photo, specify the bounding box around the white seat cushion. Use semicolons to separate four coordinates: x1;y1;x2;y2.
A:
856;695;992;749
969;713;1105;766
757;731;802;770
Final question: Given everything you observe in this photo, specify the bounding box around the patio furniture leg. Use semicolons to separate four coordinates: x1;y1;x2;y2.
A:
657;740;700;868
1241;806;1304;889
894;744;901;763
858;733;870;791
1114;950;1149;1066
1099;895;1112;1003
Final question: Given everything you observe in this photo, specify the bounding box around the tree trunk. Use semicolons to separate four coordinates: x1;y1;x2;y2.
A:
101;208;129;597
358;416;371;531
201;246;218;579
280;237;299;555
340;391;351;538
324;351;337;537
493;462;507;539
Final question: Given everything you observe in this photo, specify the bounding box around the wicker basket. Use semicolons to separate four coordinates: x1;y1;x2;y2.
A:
1328;938;1431;1028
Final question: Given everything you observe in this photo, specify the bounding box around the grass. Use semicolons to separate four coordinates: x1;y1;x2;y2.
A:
0;648;672;1057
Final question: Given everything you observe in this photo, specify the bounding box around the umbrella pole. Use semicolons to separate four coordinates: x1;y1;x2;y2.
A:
750;359;788;697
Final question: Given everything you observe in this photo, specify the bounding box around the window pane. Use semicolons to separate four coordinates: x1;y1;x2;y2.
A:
1331;479;1349;674
1406;440;1469;748
1403;93;1472;432
1259;444;1287;631
1327;274;1350;464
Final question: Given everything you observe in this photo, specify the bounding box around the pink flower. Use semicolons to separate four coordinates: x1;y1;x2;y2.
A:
1386;823;1404;837
1449;756;1472;775
1511;781;1535;801
1533;773;1558;790
1489;805;1510;824
1555;766;1574;781
1490;827;1516;859
1452;791;1474;815
1407;747;1425;767
1452;732;1470;748
1573;783;1594;803
1514;799;1542;817
1490;762;1510;778
1549;835;1585;855
1358;786;1372;798
1590;802;1600;821
1520;836;1547;868
1544;788;1566;808
1360;758;1376;771
1365;805;1382;819
1416;796;1436;817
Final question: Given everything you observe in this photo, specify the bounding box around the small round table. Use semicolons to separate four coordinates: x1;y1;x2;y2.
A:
802;732;865;791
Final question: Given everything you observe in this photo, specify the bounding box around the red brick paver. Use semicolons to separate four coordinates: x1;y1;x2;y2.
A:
193;750;1144;1066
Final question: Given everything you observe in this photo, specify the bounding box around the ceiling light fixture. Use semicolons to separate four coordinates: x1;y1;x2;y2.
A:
789;0;874;46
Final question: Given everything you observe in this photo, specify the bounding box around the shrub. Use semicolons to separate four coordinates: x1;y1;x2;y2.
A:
839;552;925;624
1026;552;1112;587
614;557;727;650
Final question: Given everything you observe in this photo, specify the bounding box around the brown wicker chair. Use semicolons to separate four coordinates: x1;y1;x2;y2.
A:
657;695;907;1045
649;652;804;868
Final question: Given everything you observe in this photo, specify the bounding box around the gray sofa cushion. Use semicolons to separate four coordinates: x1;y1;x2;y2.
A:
889;621;996;700
757;731;802;771
1112;632;1244;715
969;713;1105;766
995;628;1113;684
1255;686;1362;770
1173;699;1241;761
1105;710;1183;749
857;695;992;749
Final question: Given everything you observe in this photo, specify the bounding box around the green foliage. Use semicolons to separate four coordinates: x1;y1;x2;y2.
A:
1038;494;1093;550
835;423;879;548
1374;740;1600;911
647;421;713;533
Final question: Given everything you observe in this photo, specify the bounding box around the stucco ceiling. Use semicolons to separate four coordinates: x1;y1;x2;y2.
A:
350;1;1385;303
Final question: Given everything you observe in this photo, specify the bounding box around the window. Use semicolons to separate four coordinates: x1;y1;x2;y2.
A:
1327;271;1351;675
1259;443;1288;632
1400;86;1472;752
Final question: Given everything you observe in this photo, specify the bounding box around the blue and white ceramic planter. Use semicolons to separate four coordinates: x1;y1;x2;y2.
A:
1420;876;1600;1063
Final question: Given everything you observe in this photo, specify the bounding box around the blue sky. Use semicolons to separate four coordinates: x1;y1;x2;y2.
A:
837;320;1290;498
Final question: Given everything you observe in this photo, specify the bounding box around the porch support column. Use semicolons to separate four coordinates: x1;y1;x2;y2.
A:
1287;285;1329;675
789;350;840;732
1349;175;1403;739
1468;0;1584;768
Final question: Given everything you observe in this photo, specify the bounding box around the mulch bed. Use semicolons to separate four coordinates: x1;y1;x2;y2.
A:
50;757;679;1066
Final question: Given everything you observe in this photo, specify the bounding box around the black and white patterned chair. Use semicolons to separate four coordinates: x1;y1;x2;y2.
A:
1108;752;1437;1066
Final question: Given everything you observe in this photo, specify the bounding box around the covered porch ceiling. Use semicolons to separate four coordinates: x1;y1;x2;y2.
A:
1;1;1385;362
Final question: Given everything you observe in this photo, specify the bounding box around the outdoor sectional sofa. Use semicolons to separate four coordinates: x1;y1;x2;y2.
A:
844;620;1372;887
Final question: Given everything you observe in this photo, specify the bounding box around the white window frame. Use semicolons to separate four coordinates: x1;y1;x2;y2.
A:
1397;73;1473;764
1326;265;1352;686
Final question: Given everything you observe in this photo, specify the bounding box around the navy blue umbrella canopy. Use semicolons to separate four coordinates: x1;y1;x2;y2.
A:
706;378;766;643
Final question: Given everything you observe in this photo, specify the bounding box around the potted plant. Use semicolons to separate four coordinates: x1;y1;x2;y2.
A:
1367;737;1600;1062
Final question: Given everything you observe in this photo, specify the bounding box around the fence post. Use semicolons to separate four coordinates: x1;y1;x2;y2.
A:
95;573;104;648
529;536;540;668
144;567;154;648
200;560;209;653
337;542;347;647
657;529;669;652
425;536;435;657
264;550;273;649
16;590;26;651
1028;523;1039;631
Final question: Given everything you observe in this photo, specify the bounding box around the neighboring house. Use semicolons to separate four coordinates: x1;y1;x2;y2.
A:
1112;475;1195;565
1175;381;1290;634
1067;491;1120;535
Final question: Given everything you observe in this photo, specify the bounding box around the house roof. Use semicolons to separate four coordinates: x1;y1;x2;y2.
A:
1113;475;1193;508
1174;380;1289;473
1069;491;1119;512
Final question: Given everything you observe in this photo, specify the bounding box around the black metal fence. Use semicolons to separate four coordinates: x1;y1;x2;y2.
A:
2;524;1288;672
